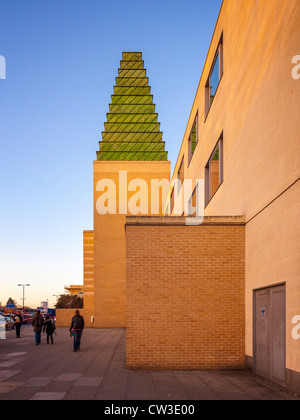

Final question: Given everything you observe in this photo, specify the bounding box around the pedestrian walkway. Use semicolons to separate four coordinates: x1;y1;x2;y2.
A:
0;326;299;400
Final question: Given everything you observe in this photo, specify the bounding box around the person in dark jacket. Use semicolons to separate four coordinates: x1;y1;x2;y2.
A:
70;310;85;352
32;310;44;345
43;314;55;344
14;312;23;338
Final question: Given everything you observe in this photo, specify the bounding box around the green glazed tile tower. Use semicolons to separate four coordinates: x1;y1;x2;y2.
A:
97;52;168;161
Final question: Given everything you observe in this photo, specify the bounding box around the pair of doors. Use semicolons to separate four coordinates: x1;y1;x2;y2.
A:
254;284;286;386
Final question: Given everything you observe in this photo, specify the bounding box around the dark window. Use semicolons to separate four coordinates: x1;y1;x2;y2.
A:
188;115;198;163
205;135;223;206
178;156;184;187
170;187;175;214
188;185;198;217
205;33;223;117
209;53;220;105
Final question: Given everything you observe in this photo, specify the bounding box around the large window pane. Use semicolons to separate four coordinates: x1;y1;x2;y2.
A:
205;137;223;206
205;33;223;118
210;53;219;104
188;115;198;163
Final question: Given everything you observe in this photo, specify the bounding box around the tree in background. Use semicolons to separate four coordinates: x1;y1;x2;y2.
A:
55;294;83;309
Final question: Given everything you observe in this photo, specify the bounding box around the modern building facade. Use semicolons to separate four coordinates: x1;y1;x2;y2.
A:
57;0;300;395
160;0;299;392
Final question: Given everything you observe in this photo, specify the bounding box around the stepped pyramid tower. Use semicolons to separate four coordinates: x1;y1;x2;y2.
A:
82;52;171;328
97;52;168;162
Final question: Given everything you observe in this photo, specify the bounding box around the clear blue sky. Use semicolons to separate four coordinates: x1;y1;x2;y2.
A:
0;0;222;308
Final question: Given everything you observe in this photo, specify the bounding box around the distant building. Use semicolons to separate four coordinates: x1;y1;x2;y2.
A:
64;285;84;296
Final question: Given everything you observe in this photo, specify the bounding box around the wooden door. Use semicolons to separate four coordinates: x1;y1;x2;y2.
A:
254;285;286;386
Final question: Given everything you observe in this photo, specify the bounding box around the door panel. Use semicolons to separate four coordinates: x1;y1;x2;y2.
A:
271;287;286;385
255;289;270;379
254;285;286;386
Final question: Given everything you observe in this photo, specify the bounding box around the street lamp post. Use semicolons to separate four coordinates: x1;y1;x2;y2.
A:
18;284;30;315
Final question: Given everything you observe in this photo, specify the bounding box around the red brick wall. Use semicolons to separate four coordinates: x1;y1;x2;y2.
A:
126;218;245;370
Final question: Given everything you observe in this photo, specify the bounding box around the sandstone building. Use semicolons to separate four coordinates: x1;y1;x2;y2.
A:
57;0;300;395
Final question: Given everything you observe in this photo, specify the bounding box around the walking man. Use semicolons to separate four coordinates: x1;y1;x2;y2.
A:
14;311;23;338
70;310;85;352
32;310;44;345
43;314;55;344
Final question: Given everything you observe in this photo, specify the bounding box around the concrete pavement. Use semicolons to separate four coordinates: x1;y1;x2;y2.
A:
0;325;299;400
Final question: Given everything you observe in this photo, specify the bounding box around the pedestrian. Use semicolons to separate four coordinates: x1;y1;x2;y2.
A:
14;311;23;338
70;310;85;352
43;314;56;344
32;310;44;345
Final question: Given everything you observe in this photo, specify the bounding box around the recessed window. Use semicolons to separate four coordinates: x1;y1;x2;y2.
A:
210;54;220;105
188;185;197;217
169;156;184;215
188;115;198;164
178;156;184;187
205;135;223;206
205;33;223;117
170;187;175;214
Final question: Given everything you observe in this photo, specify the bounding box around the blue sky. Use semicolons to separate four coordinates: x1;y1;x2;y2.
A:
0;0;222;308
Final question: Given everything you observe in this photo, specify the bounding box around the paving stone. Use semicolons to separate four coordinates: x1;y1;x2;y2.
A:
196;372;251;400
74;377;103;387
0;370;21;380
151;371;190;400
127;371;157;400
42;380;74;393
64;386;99;400
55;373;82;382
0;382;23;394
30;392;66;400
1;386;40;401
6;352;28;358
0;361;20;368
23;377;54;387
95;370;128;400
173;371;221;400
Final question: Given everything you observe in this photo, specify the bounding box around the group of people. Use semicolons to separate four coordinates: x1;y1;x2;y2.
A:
13;309;85;352
31;311;56;345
